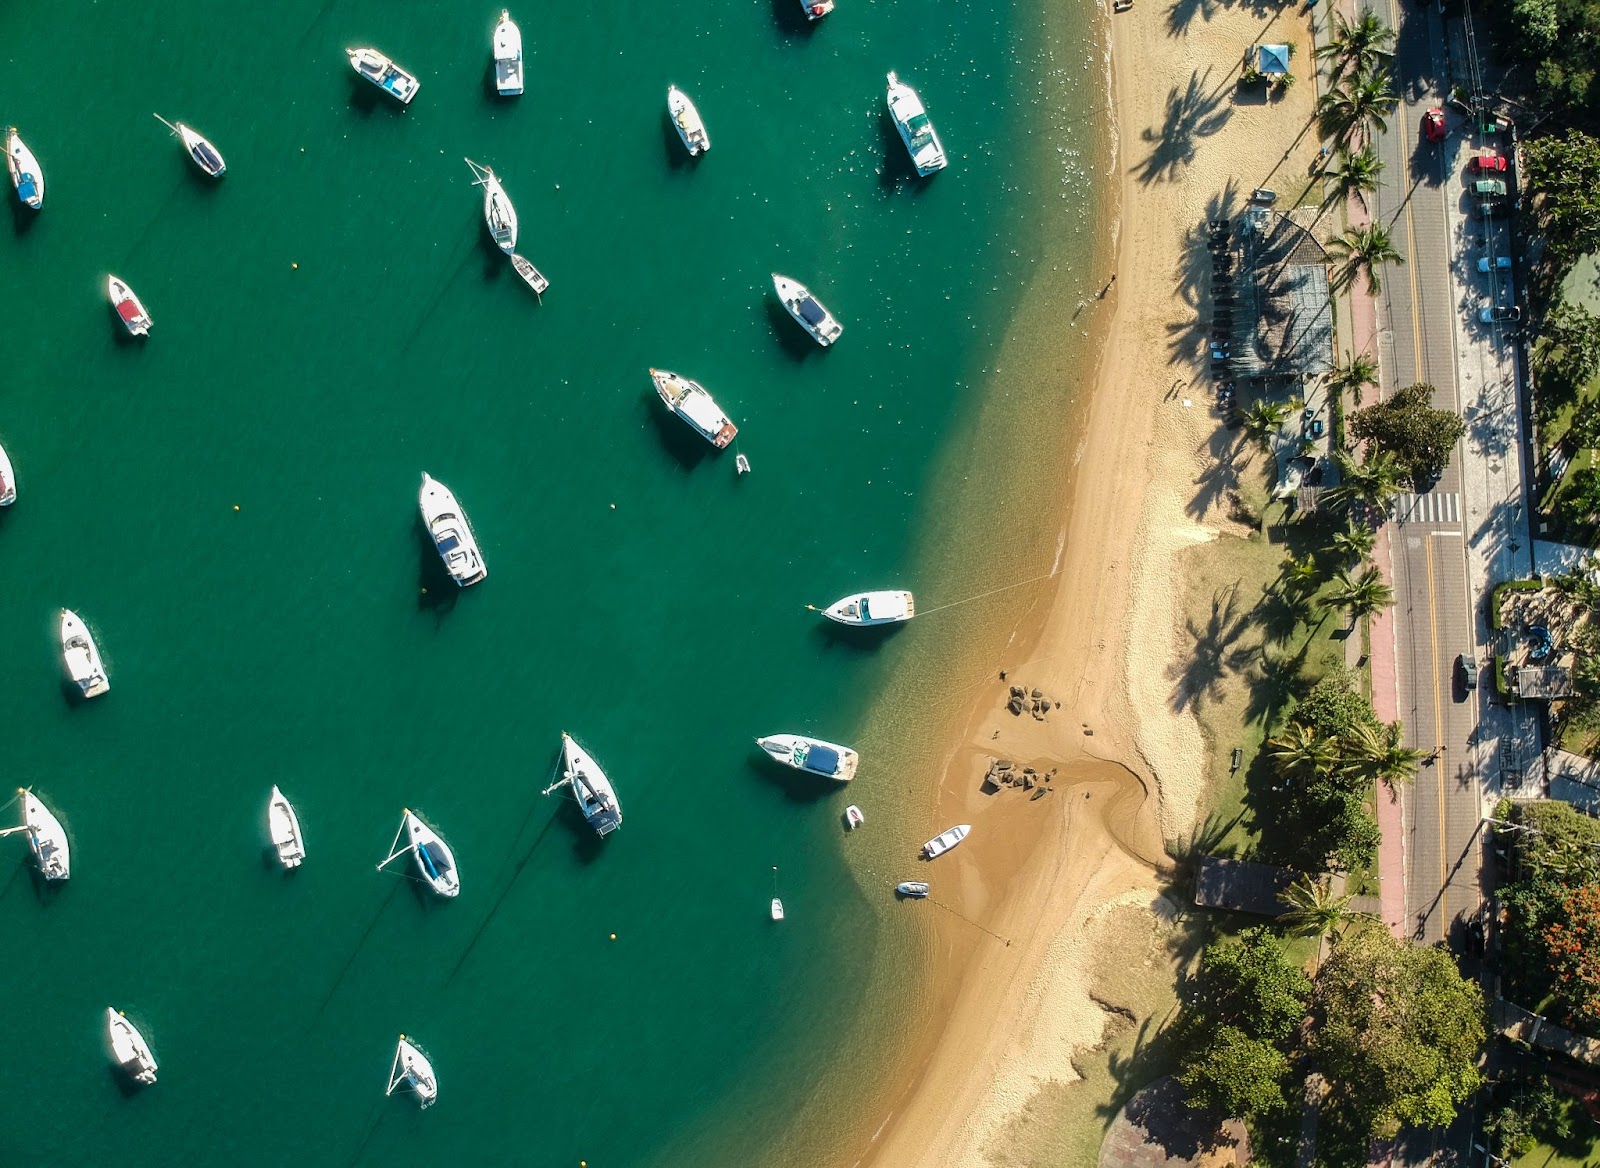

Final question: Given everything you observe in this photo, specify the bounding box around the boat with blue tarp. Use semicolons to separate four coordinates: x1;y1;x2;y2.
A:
346;47;421;105
756;733;859;782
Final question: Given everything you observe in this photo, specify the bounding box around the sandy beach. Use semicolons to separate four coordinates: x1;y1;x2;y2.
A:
849;0;1322;1164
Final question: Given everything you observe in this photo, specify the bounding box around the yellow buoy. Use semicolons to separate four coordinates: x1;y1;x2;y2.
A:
291;262;298;269
609;933;617;941
233;505;240;512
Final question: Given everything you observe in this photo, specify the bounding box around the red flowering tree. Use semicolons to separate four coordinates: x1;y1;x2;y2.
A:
1541;884;1600;1027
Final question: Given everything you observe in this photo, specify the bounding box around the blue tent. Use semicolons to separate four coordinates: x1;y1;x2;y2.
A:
1258;44;1291;76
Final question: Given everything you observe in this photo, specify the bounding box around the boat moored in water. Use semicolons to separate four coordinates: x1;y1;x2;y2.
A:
381;809;460;898
346;47;421;105
60;609;109;698
896;881;930;898
770;897;785;921
921;824;970;859
756;734;859;782
543;733;623;838
511;254;549;296
419;473;487;586
268;786;306;868
5;128;43;209
821;590;915;626
153;114;225;178
800;0;836;19
107;1009;157;1085
0;440;15;506
465;158;518;253
667;86;710;156
772;274;843;346
387;1035;438;1108
107;275;152;337
886;72;948;176
2;789;71;880
492;11;524;96
650;369;738;448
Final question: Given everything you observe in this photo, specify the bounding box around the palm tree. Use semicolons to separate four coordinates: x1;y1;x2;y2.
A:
1269;723;1342;780
1327;221;1405;294
1317;68;1399;149
1239;398;1291;449
1343;720;1426;789
1315;9;1397;86
1278;875;1356;937
1320;146;1385;213
1326;451;1404;515
1321;563;1396;627
1330;519;1377;566
1279;552;1323;603
1327;351;1379;405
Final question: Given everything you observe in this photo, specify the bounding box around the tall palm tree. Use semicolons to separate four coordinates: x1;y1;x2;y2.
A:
1326;451;1404;515
1321;563;1396;627
1315;9;1397;86
1330;520;1377;566
1277;875;1356;937
1320;146;1385;213
1343;720;1426;789
1327;221;1405;294
1269;723;1343;780
1239;398;1291;449
1317;68;1399;149
1279;552;1323;602
1327;351;1379;405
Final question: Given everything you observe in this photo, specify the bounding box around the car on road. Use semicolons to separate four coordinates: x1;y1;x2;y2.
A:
1478;304;1521;323
1470;151;1507;172
1458;652;1480;692
1423;107;1448;142
1478;256;1512;272
1473;179;1508;198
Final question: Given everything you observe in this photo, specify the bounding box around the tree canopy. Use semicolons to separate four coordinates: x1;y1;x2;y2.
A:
1349;383;1466;487
1534;300;1600;413
1523;131;1600;270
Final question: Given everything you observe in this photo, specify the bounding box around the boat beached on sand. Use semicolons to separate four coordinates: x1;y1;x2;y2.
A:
0;439;15;506
419;473;487;586
378;809;460;898
0;789;71;880
820;590;914;626
107;1009;157;1085
268;786;306;868
668;86;710;156
772;274;843;346
896;881;930;898
5;128;43;209
107;275;152;337
153;114;225;178
387;1035;438;1108
543;733;623;838
886;72;947;176
465;158;518;253
492;11;524;97
346;47;421;105
756;734;859;782
650;369;738;449
60;609;109;698
922;824;970;859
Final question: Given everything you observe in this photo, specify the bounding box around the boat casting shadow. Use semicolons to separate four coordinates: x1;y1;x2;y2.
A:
643;393;716;471
762;299;820;363
768;0;822;37
874;116;932;195
810;618;903;654
661;115;696;171
414;523;460;621
747;755;841;806
344;82;392;118
444;813;563;987
315;880;404;1019
105;1064;149;1099
8;197;38;237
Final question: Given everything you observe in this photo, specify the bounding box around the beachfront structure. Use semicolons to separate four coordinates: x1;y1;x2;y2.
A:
1257;44;1291;78
1215;207;1333;385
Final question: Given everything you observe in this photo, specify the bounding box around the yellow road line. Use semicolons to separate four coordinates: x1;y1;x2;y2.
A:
1426;534;1447;933
1383;0;1426;385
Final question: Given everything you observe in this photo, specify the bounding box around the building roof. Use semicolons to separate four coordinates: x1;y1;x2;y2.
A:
1215;209;1335;382
1517;666;1575;699
1259;44;1292;75
1194;856;1300;916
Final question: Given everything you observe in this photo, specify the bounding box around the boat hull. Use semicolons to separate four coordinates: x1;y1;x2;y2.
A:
886;73;948;176
772;274;843;346
6;129;43;209
822;590;914;626
511;254;549;295
404;811;459;897
178;124;226;178
391;1036;438;1107
0;440;14;506
650;369;738;448
896;881;931;898
493;12;524;96
22;791;70;880
347;48;420;105
60;609;109;698
268;786;306;867
107;1009;157;1085
667;87;710;156
419;473;487;586
560;734;623;837
107;275;152;337
755;734;859;782
921;824;971;859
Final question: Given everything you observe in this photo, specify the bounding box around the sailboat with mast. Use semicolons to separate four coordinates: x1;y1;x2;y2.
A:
543;733;622;838
152;114;226;178
107;1009;157;1085
465;158;518;253
386;1035;438;1108
377;810;460;898
0;788;71;880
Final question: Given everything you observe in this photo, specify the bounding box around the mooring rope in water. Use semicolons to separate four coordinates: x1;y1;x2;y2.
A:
805;568;1061;619
859;864;1011;946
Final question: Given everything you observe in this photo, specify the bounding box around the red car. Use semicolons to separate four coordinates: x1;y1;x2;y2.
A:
1470;151;1507;172
1423;108;1447;143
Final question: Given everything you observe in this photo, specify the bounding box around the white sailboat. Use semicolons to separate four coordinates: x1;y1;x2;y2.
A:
886;71;948;176
756;733;859;782
0;789;71;880
107;275;152;337
0;438;15;506
419;472;487;586
378;809;460;898
107;1009;158;1085
921;823;970;859
772;274;843;346
267;786;306;868
153;114;226;178
465;158;518;253
542;733;623;838
60;609;109;698
650;369;738;448
5;128;43;209
386;1035;438;1108
819;590;915;626
492;10;524;96
667;86;710;156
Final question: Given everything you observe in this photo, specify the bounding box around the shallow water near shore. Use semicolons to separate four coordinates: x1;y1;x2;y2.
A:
0;0;1105;1164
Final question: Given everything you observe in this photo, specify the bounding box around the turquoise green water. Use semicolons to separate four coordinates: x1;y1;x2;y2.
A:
0;1;1104;1164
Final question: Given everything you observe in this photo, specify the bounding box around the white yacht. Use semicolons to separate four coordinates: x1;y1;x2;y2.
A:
543;734;623;838
756;734;859;782
821;590;915;626
465;158;517;253
60;609;109;698
650;369;738;448
922;823;970;859
387;1035;438;1108
419;473;487;586
268;786;306;868
5;128;43;209
667;86;710;156
393;809;460;898
346;47;421;105
772;275;843;346
108;275;152;337
107;1009;157;1085
1;789;71;880
0;439;15;506
492;11;524;96
886;72;947;176
153;115;225;178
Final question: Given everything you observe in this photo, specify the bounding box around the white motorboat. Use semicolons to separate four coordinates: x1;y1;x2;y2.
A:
0;789;71;880
756;734;859;782
107;1009;157;1085
153;115;225;178
387;1035;438;1108
543;733;623;838
667;86;710;156
922;823;970;859
511;254;549;296
886;72;948;176
492;10;524;96
800;0;836;19
0;439;15;506
379;809;460;898
650;369;738;448
820;590;915;626
346;47;421;105
107;275;152;337
772;274;843;346
770;897;785;921
5;128;43;209
896;881;930;898
419;473;487;587
735;454;751;475
60;609;109;698
465;158;518;253
268;786;306;868
845;804;864;830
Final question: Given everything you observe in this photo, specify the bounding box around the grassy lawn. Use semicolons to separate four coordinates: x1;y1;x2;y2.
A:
1514;1093;1600;1168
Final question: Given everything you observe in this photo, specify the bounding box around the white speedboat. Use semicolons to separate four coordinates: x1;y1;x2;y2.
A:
465;158;517;253
153;115;225;178
896;881;930;898
60;609;109;698
108;275;152;337
800;0;836;19
821;590;914;626
5;128;43;209
268;786;306;868
0;439;15;506
735;454;751;475
419;473;487;586
668;86;710;156
346;47;421;105
756;734;859;782
543;734;623;838
400;809;459;898
107;1009;157;1084
492;10;524;97
845;804;864;830
886;72;947;176
922;823;970;859
387;1035;437;1108
511;254;549;296
772;274;843;346
650;369;738;448
770;897;785;921
1;789;71;880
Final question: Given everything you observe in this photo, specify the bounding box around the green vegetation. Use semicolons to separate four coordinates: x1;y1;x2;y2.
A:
1551;569;1600;757
1511;1088;1600;1167
1314;8;1396;86
1493;578;1545;628
1523;134;1600;270
1484;1070;1572;1161
1317;67;1399;149
1348;382;1467;486
1326;221;1405;294
1320;147;1385;213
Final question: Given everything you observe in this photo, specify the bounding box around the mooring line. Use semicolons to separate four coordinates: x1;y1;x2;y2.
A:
806;569;1060;620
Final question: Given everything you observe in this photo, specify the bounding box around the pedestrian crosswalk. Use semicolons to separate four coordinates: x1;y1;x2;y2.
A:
1392;491;1460;525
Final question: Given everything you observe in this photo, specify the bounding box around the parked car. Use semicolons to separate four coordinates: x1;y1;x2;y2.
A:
1459;652;1480;691
1477;256;1512;272
1423;107;1448;142
1470;151;1507;172
1478;305;1521;323
1473;178;1508;198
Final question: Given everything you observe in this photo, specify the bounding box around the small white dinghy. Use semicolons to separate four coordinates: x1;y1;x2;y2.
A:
419;472;487;586
896;881;930;898
387;1034;438;1108
492;10;524;97
844;804;864;830
5;127;43;209
735;454;751;476
756;733;859;782
378;809;460;898
107;275;152;337
107;1009;157;1085
0;439;15;506
820;590;915;626
0;788;71;880
543;733;623;838
60;609;109;698
465;158;518;253
267;786;306;868
667;85;710;156
772;274;844;346
511;254;549;296
922;823;970;859
770;897;785;921
153;114;225;178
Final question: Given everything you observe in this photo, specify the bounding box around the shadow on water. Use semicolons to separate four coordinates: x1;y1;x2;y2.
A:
763;298;818;362
661;114;696;170
0;855;28;903
445;811;562;986
415;522;459;621
746;754;841;806
8;198;38;237
875;115;926;193
809;617;904;654
316;880;404;1018
769;0;822;37
643;392;715;471
345;1096;392;1168
106;1064;148;1100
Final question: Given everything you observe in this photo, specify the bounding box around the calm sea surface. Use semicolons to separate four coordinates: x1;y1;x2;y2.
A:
0;1;1103;1163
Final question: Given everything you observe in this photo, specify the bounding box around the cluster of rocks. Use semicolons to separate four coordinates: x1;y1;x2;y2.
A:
981;758;1055;796
1005;684;1058;720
